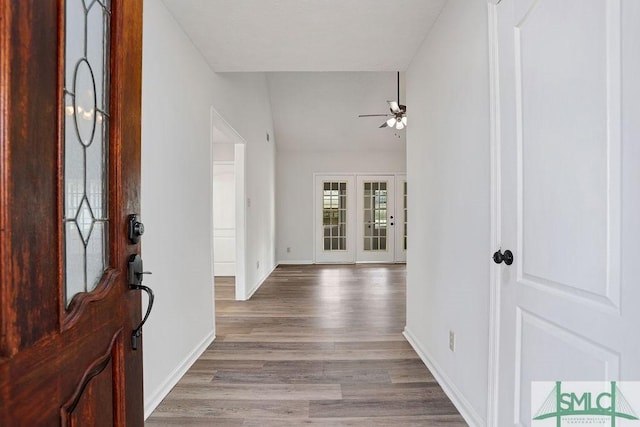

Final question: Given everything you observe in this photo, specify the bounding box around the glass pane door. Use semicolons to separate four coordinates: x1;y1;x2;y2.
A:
315;175;355;263
323;182;347;251
362;181;388;251
356;175;395;263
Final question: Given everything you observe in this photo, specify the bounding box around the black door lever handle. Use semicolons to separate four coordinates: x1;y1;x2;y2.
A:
128;253;155;350
130;283;154;350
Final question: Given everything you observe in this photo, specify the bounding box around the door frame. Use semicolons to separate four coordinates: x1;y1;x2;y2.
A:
486;1;502;425
210;108;247;301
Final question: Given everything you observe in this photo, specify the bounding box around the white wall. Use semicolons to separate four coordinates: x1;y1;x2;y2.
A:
141;0;276;417
276;150;405;263
404;0;490;425
214;73;276;297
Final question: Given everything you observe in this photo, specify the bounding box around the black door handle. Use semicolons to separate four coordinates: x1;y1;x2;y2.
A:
128;254;154;350
493;249;513;265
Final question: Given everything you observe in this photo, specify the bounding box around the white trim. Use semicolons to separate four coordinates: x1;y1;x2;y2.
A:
234;143;247;301
144;331;216;419
241;263;277;301
486;1;501;426
403;327;484;427
213;160;235;166
277;260;313;265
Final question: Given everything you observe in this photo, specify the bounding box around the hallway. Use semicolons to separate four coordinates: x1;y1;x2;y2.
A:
146;264;466;426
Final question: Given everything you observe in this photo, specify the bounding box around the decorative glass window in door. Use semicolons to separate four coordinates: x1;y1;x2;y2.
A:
323;182;347;251
63;0;111;306
363;181;388;251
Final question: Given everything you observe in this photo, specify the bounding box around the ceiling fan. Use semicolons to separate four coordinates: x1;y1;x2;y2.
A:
358;71;407;130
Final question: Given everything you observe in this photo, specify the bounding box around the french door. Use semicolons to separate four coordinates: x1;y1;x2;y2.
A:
395;175;407;263
0;1;145;425
315;174;405;263
494;1;640;425
356;175;396;263
315;175;356;263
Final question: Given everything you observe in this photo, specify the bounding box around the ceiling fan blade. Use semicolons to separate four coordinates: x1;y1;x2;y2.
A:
388;101;401;114
379;121;388;128
358;114;391;117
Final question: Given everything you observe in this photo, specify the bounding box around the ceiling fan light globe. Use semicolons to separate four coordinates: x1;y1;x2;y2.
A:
401;116;407;126
395;120;405;130
386;117;397;127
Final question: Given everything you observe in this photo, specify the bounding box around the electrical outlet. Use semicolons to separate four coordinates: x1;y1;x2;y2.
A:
286;247;291;253
256;260;260;269
449;331;455;352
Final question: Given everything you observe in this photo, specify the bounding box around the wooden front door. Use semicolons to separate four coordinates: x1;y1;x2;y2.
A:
0;1;145;425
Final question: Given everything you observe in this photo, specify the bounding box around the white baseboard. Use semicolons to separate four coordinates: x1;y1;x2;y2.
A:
144;331;216;419
243;264;277;300
403;327;484;427
276;260;313;265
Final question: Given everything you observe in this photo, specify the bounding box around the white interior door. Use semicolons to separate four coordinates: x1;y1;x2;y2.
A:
495;1;640;425
315;175;356;263
213;161;236;276
356;175;395;263
395;175;407;262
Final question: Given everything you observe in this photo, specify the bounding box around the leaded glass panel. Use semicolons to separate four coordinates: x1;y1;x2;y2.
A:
63;0;111;306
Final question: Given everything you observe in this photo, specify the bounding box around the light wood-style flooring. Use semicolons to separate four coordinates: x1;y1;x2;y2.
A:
146;264;467;426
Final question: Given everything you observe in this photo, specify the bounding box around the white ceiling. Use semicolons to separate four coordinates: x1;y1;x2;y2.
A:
161;0;446;72
160;0;445;151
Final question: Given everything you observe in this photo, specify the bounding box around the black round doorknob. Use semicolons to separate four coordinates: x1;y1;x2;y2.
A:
493;249;513;265
128;214;145;244
133;222;145;236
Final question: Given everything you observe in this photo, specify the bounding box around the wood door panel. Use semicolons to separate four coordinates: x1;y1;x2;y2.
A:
65;361;114;427
0;0;60;356
61;331;123;427
0;0;144;424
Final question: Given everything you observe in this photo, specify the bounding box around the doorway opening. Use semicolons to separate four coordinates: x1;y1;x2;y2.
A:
210;108;247;301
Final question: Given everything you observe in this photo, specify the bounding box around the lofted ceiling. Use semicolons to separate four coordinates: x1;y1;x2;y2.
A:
160;0;446;151
267;72;406;151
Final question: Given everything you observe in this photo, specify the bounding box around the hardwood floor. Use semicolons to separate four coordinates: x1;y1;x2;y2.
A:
146;264;467;426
